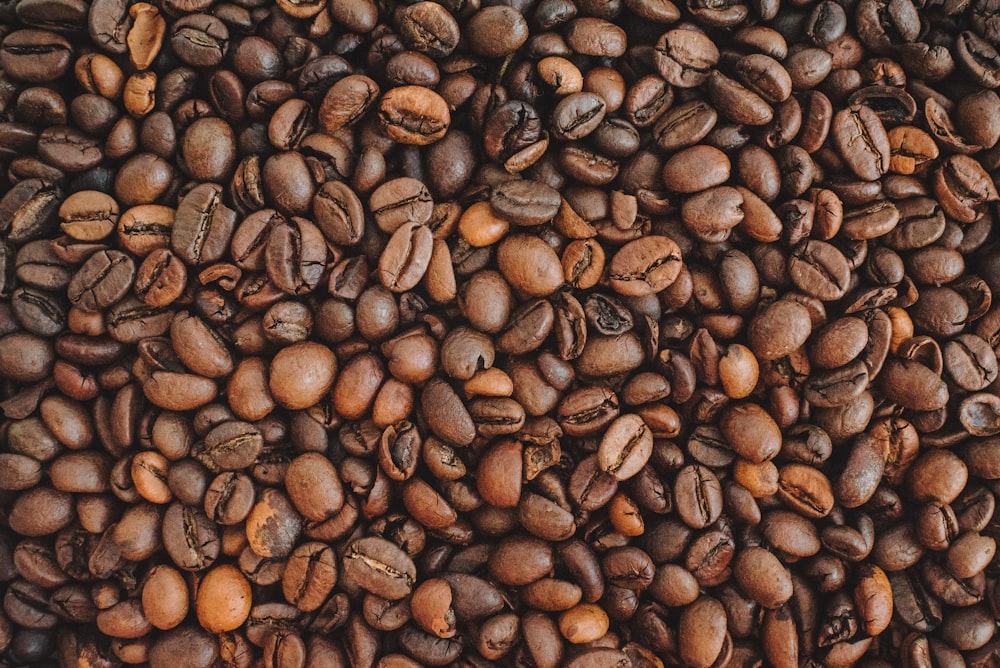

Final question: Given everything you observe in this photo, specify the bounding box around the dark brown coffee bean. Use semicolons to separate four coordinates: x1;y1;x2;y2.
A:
64;250;133;312
170;14;229;67
179;117;236;182
733;547;793;608
1;30;72;83
489;179;561;227
314;181;365;246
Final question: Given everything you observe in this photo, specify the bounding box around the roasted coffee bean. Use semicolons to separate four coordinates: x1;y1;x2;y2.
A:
654;29;718;88
172;184;237;266
379;86;450;145
196;564;251;633
608;236;683;296
66;250;135;312
1;30;73;83
551;92;606;141
342;537;417;600
489;180;561;227
674;464;724;529
378;223;433;293
314;181;365;246
282;542;337;612
597;414;653;480
161;503;220;571
833;104;891;181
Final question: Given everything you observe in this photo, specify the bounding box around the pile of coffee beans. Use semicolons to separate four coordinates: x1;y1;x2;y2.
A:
2;0;1000;664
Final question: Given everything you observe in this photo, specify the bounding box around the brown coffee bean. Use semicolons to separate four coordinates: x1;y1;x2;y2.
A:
466;6;529;57
854;564;892;636
285;452;343;522
497;234;564;297
490;180;562;227
597;414;652;481
552;92;606;141
566;18;626;57
877;358;949;411
733;547;793;608
608;235;683;296
558;604;609;644
679;596;728;668
682;186;745;242
378;222;433;292
476;439;523;508
282;542;337;612
673;464;724;529
196;564;251;633
735;53;792;102
141;565;189;631
907;449;968;505
421;377;476;447
832;104;891;181
342;537;417;600
245;488;302;559
268;342;337;410
788;240;850;301
379;86;450;145
706;70;774;126
720;402;781;463
662;145;731;193
1;30;72;83
778;463;835;518
748;300;813;360
654;28;718;88
411;578;456;638
162;502;220;571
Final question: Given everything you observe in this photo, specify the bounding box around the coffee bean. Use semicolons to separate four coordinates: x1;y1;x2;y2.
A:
195;564;251;633
378;222;433;292
282;542;337;612
608;235;683;296
465;6;529;57
342;537;417;600
733;547;793;608
1;30;72;83
489;179;561;227
654;29;718;88
597;413;652;480
170;14;229;67
245;488;302;559
379;86;450;145
566;18;626;57
314;181;365;246
833;105;891;181
672;463;723;529
497;234;564;297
